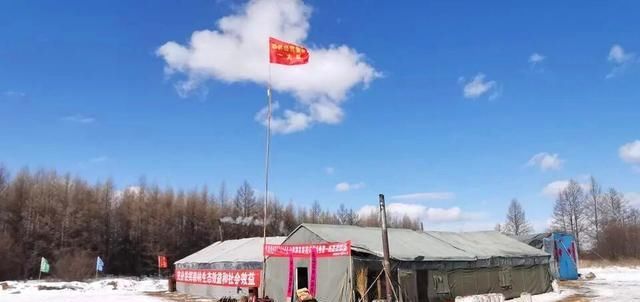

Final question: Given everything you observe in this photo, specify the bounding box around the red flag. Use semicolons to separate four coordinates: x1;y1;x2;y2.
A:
269;37;309;65
158;255;168;268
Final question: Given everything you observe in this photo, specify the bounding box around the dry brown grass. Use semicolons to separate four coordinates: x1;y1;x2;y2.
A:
558;295;590;302
355;267;368;302
580;258;640;268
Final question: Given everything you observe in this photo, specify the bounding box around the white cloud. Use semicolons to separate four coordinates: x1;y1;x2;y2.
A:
606;44;636;79
619;140;640;164
530;218;554;233
156;0;380;134
255;102;312;133
89;156;108;163
357;202;483;224
461;73;497;99
488;85;503;101
324;166;335;175
390;192;455;202
126;186;141;195
626;192;640;207
62;114;95;124
608;44;634;64
529;53;546;64
358;203;490;231
528;53;546;72
542;180;589;198
425;221;500;232
542;180;570;198
335;181;365;192
426;207;465;223
113;186;142;201
526;152;564;171
3;90;26;98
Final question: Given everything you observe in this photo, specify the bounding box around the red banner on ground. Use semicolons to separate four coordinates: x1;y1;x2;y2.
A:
175;269;261;287
264;241;351;257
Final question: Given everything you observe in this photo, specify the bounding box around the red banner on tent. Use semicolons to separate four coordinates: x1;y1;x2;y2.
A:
264;241;351;257
175;269;261;287
285;252;294;299
157;255;168;268
309;248;318;296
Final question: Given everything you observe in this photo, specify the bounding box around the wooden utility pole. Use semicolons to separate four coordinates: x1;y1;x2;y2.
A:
379;194;393;302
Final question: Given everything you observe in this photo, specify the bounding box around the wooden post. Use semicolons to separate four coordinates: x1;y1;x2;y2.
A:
379;194;393;302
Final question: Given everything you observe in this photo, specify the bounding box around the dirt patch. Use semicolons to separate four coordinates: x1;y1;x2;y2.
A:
557;294;591;302
37;284;84;291
0;282;11;290
557;280;597;301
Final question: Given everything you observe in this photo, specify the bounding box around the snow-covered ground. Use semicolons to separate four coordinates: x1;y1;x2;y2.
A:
2;267;639;302
0;278;168;302
579;266;640;301
506;266;640;301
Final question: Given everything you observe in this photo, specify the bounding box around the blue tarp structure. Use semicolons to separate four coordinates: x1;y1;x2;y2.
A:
518;232;579;280
552;233;579;280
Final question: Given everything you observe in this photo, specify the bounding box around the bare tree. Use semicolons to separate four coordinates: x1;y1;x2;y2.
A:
602;188;628;226
233;181;256;217
310;200;322;224
0;165;9;234
0;164;8;194
336;204;359;225
552;180;586;251
217;182;228;205
585;176;602;246
503;199;533;236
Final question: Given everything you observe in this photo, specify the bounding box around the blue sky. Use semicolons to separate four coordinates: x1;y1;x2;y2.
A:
1;0;639;231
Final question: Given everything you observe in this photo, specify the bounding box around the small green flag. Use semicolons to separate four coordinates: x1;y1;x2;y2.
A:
40;257;50;273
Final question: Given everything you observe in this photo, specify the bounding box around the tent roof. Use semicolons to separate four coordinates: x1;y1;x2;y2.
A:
175;236;286;264
514;233;552;246
294;224;547;262
427;231;549;258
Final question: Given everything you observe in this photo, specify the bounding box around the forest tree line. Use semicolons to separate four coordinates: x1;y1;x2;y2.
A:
0;165;421;280
498;176;640;259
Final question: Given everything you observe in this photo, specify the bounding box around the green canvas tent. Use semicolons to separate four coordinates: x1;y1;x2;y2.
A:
264;224;552;302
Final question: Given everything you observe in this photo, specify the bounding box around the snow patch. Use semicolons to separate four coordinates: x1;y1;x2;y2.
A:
0;278;167;302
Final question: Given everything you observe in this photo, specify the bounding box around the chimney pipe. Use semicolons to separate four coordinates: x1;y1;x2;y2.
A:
379;194;393;302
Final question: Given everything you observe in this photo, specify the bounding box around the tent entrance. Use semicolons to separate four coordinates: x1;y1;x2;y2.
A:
416;270;429;302
296;267;309;290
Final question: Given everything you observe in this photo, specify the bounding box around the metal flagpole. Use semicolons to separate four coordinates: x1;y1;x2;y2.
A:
261;60;273;299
